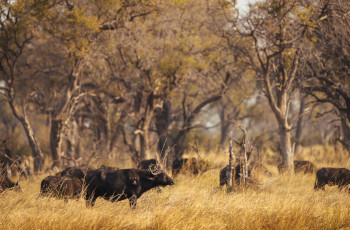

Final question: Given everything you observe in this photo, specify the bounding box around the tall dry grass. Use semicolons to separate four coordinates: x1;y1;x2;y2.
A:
1;145;350;229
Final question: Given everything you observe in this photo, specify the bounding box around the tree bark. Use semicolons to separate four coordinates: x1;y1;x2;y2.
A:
50;118;62;168
8;98;43;172
294;94;305;154
279;124;294;171
340;117;350;150
226;138;234;192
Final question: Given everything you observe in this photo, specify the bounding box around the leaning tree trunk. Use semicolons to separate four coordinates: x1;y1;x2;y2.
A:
8;98;43;172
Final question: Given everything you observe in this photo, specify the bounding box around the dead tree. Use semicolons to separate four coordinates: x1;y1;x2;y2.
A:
232;126;256;187
225;138;235;192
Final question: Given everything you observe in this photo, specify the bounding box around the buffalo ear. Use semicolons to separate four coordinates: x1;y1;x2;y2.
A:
147;177;155;181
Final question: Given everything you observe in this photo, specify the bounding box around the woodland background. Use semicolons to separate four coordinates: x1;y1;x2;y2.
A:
0;0;349;173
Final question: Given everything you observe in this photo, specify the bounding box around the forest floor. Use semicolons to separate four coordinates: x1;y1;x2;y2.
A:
1;146;350;229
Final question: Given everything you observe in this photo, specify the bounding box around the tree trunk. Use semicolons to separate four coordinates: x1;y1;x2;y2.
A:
155;99;173;167
294;94;305;154
8;97;43;172
220;106;229;148
50;118;62;168
226;138;234;192
340;117;350;150
279;124;294;172
138;93;154;160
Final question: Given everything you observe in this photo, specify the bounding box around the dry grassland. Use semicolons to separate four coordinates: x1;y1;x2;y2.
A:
1;145;350;230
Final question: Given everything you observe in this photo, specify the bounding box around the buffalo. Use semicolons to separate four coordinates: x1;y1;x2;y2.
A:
314;167;350;191
278;160;315;174
84;168;174;208
0;175;21;193
40;175;83;200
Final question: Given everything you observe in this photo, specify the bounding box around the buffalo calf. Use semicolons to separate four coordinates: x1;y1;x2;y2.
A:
314;167;350;191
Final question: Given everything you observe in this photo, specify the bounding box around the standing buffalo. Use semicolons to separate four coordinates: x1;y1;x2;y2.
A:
314;167;350;191
278;160;315;174
40;175;83;200
84;168;174;208
0;175;21;193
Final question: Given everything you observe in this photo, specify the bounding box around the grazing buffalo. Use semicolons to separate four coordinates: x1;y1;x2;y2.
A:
278;160;315;174
139;159;159;171
40;175;83;200
0;175;21;193
219;164;252;187
84;168;174;208
314;167;350;191
56;165;96;181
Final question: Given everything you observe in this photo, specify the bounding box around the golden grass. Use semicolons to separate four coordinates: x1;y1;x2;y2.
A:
1;146;350;229
1;170;350;229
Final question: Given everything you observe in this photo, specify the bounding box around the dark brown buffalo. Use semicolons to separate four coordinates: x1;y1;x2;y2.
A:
84;168;174;208
56;165;96;181
138;159;159;171
0;175;21;193
278;160;315;174
219;164;253;187
40;175;83;200
314;167;350;190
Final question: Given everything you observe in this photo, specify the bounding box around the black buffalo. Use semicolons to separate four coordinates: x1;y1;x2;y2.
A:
314;167;350;191
40;175;83;200
219;164;252;187
278;160;315;174
84;168;174;208
0;175;21;193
